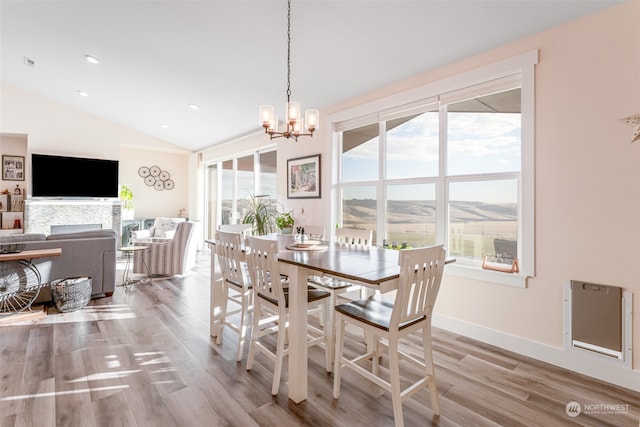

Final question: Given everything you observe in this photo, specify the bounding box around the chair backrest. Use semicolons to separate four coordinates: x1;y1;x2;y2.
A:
215;230;249;289
335;227;373;247
245;236;286;306
391;244;446;329
218;223;253;236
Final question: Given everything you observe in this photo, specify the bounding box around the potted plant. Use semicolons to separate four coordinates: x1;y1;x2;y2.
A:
276;211;295;234
240;193;279;235
120;184;134;220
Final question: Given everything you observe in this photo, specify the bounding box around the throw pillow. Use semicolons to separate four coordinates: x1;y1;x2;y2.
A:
151;217;185;238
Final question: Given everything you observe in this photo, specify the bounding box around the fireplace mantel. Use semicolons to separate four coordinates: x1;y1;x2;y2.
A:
24;199;122;238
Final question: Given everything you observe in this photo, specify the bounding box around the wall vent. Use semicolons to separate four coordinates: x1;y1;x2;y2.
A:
563;281;632;367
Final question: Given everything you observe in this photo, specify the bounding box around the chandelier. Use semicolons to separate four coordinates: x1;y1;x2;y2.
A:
259;0;318;141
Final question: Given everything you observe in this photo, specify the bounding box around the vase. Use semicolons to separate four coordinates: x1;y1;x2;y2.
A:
122;208;135;220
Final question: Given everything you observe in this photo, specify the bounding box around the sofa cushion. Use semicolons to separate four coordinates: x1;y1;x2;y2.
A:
47;229;117;241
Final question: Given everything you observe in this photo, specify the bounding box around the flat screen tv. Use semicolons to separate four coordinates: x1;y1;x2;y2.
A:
31;154;119;198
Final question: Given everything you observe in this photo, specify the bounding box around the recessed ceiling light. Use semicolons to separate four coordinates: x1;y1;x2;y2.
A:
85;54;100;64
23;57;36;68
161;124;169;129
77;90;89;97
189;104;199;110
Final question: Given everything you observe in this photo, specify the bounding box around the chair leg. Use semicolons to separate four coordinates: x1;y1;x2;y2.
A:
371;337;381;375
235;290;250;362
246;299;260;371
333;314;346;399
271;311;287;395
422;326;440;416
323;298;332;373
216;285;229;345
388;339;404;427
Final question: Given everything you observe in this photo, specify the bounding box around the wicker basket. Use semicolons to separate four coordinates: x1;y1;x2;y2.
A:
50;277;92;313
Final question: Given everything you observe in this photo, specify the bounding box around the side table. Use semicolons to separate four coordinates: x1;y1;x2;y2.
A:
0;248;62;317
120;246;151;292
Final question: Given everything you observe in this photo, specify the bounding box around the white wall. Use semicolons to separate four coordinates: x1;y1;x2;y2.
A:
120;146;190;219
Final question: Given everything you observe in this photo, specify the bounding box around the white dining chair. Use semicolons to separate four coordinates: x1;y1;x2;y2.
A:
333;244;446;427
244;235;332;395
214;230;253;362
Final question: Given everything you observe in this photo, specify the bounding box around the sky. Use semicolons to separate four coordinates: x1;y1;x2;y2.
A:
342;110;521;204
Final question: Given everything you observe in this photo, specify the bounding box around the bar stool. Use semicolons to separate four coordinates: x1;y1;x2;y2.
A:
214;230;252;362
244;235;332;395
333;244;446;427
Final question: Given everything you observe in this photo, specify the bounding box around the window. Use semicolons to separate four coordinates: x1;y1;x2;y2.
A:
332;51;536;287
204;148;277;239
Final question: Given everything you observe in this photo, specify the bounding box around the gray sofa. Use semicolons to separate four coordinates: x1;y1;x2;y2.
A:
0;229;117;301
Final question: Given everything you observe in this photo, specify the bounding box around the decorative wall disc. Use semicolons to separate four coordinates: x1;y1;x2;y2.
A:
139;165;174;191
138;166;150;177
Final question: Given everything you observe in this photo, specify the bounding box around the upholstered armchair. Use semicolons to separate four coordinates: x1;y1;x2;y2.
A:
132;221;197;276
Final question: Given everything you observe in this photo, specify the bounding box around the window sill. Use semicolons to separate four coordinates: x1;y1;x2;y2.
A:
446;263;528;288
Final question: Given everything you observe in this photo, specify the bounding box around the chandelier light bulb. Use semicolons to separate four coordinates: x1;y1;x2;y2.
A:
260;105;274;127
305;109;319;131
268;115;278;133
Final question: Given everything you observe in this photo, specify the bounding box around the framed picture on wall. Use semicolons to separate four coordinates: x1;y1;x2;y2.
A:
287;154;320;199
2;155;25;181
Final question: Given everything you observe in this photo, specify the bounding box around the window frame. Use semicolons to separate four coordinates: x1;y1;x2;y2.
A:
328;50;537;287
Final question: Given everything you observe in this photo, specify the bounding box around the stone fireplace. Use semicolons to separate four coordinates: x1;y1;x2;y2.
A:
24;200;122;239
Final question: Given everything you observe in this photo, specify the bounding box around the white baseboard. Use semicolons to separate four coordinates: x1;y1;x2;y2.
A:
432;313;640;393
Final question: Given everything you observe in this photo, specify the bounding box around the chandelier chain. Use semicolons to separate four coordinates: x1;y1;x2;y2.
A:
286;0;291;102
259;0;317;141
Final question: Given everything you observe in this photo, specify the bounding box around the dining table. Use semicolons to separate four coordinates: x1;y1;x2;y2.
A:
206;235;447;404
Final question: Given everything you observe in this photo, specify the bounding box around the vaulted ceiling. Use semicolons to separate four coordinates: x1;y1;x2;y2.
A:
0;1;621;152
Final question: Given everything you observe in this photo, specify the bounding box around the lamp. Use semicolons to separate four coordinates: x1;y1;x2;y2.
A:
259;0;318;141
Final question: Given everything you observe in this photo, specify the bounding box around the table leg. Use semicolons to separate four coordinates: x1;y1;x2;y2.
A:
122;253;133;292
139;248;152;285
285;264;308;403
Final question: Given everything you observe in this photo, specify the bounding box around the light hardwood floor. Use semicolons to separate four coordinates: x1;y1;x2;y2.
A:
1;251;638;426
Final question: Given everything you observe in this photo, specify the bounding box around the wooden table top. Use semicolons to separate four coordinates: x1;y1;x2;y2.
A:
278;243;401;286
0;248;62;262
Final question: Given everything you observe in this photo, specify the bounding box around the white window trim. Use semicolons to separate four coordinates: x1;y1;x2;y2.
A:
328;50;537;288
